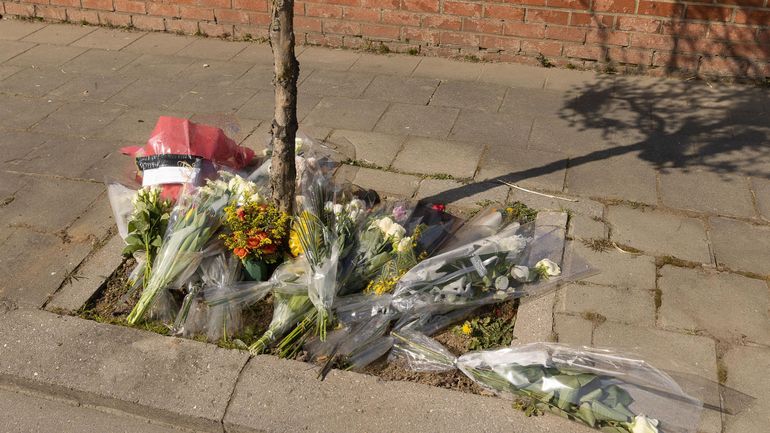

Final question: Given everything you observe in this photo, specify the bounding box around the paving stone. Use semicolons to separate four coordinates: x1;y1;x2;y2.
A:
97;109;190;143
658;266;770;345
506;188;604;218
107;77;194;108
0;66;73;97
122;33;195;56
391;136;480;179
593;322;718;379
46;74;137;102
305;96;389;131
0;64;21;80
299;70;374;97
47;234;125;313
170;85;253;113
0;309;249;431
237;88;322;122
174;60;251;87
230;43;274;64
476;146;566;191
429;80;506;112
544;68;601;92
568;213;606;239
415;179;508;209
188;114;261;144
528;116;623;156
750;177;770;221
4;44;86;67
710;217;770;275
570;241;656;290
117;54;197;79
60;49;139;75
362;75;440;104
175;38;249;60
225;355;592;433
0;40;36;63
31;102;125;138
0;20;47;41
660;169;755;217
70;27;144;51
512;292;557;344
0;94;63;130
448;110;531;148
478;62;546;89
65;191;117;242
20;24;95;45
230;64;275;90
0;231;93;308
7;134;113;179
328;129;406;167
375;103;458;138
723;346;770;433
557;282;655;326
566;153;658;204
349;53;421;75
0;130;46;163
351;167;421;198
553;313;593;346
297;46;360;71
499;87;570;117
411;57;482;81
608;206;711;263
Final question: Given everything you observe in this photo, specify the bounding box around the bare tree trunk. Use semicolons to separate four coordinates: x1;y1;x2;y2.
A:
269;0;299;214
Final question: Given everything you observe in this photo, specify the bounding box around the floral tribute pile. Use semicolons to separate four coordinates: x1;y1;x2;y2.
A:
104;117;742;433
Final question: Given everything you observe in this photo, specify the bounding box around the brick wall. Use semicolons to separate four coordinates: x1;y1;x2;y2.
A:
3;0;769;78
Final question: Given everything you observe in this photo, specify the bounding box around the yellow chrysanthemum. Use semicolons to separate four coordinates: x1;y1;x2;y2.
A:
288;229;303;257
461;322;473;335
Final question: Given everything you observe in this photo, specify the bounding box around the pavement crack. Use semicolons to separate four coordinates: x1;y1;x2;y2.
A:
426;80;442;106
220;357;251;433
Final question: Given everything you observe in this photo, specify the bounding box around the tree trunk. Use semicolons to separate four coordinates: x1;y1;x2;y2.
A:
268;0;299;215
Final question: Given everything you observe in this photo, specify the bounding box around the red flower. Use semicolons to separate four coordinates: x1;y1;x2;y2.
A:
233;247;248;259
261;243;277;255
246;235;264;248
432;204;446;212
236;208;246;221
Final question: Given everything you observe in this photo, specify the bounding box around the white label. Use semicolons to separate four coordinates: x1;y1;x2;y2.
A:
470;254;486;277
142;166;201;186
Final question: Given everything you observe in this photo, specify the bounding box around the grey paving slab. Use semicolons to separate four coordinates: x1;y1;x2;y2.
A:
64;191;118;242
411;57;482;81
170;85;253;113
20;24;95;45
710;217;770;275
46;73;137;102
658;266;770;345
566;153;658;204
31;102;125;138
231;64;276;90
0;94;63;130
237;89;322;122
121;33;195;56
448;110;532;148
723;346;770;433
362;75;439;105
304;96;389;131
512;292;557;344
568;213;607;240
107;78;194;109
553;313;593;345
557;282;655;326
230;43;274;65
176;60;251;87
660;169;755;217
429;80;506;112
0;66;73;97
4;44;86;67
507;188;604;218
7;134;114;179
175;38;249;60
478;62;546;89
0;388;192;433
71;28;145;51
299;70;374;98
752;177;770;221
61;49;140;75
351;167;421;198
499;87;570;117
544;68;601;91
0;131;46;163
375;103;458;138
328;129;406;167
528;116;621;155
0;40;36;63
391;136;480;179
225;355;592;433
0;309;249;432
0;64;21;80
415;179;509;208
188;114;261;144
297;46;360;71
607;206;711;263
570;241;656;290
97;109;190;143
350;53;421;75
118;54;197;79
0;19;47;41
0;230;93;308
476;146;566;191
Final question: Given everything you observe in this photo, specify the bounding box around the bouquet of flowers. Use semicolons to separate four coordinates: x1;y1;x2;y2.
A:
122;187;173;289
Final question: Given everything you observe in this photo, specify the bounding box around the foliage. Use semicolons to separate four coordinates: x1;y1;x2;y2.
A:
122;187;172;287
456;315;515;351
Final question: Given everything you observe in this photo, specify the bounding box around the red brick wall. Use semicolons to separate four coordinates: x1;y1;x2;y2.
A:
3;0;770;78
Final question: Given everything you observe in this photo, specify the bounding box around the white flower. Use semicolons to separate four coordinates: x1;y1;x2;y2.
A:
347;199;365;212
324;201;335;213
376;217;394;234
386;223;406;240
396;237;412;253
333;203;344;215
510;265;533;282
535;258;561;277
630;415;659;433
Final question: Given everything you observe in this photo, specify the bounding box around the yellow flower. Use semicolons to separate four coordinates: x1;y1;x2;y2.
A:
461;322;472;335
288;229;303;257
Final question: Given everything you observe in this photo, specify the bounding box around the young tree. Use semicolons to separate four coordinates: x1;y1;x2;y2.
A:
268;0;299;215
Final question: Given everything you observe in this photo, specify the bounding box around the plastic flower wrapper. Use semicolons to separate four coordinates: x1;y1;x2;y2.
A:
438;204;532;253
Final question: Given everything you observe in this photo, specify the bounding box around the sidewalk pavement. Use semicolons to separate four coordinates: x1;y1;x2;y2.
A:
0;18;769;433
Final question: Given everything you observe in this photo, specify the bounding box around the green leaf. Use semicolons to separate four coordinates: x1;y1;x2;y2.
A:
590;401;632;423
576;401;597;427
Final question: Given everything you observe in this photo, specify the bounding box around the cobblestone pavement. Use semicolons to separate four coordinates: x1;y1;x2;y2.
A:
1;18;768;432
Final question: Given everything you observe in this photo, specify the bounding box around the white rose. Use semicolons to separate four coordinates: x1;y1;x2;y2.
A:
396;237;412;253
386;223;406;240
535;259;561;277
510;265;533;282
377;217;394;234
630;415;659;433
333;203;343;215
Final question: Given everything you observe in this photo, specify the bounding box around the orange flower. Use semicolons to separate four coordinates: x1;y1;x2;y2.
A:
233;247;248;259
261;243;277;255
236;208;246;220
247;237;261;248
